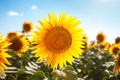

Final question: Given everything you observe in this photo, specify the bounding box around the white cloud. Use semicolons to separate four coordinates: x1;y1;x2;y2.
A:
8;11;23;16
31;5;38;10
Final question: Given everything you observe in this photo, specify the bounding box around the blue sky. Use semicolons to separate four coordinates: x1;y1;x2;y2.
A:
0;0;120;43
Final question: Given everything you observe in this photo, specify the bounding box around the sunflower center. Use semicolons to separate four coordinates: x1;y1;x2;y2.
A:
7;32;17;39
100;44;105;49
9;38;23;51
97;35;104;42
113;47;119;54
23;24;31;31
115;37;120;44
44;27;72;53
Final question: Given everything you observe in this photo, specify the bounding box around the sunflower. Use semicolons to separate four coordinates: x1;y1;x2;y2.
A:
22;21;33;33
115;37;120;44
0;35;11;72
90;41;97;49
82;34;88;42
32;12;85;69
6;32;18;40
81;42;89;52
115;55;120;73
7;35;29;57
109;44;120;55
99;42;110;50
81;35;89;52
96;32;106;44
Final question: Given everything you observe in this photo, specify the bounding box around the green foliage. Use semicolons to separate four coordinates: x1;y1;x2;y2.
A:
3;43;120;80
30;70;46;80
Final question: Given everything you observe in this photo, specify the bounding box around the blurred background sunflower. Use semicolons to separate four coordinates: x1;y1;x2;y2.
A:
22;21;33;34
96;32;106;44
115;37;120;44
6;32;29;57
109;44;120;55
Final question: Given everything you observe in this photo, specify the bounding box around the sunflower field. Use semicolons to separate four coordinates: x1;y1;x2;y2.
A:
0;13;120;80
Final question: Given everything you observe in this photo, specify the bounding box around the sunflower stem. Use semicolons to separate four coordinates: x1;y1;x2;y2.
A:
19;56;24;71
20;59;23;69
113;59;118;80
53;77;59;80
15;74;18;80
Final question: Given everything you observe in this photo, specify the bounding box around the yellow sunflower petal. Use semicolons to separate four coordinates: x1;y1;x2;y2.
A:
0;35;11;72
